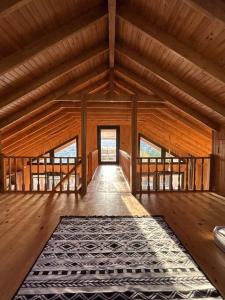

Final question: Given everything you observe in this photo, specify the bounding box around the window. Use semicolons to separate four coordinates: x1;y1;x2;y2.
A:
140;136;162;157
53;138;78;163
139;134;176;159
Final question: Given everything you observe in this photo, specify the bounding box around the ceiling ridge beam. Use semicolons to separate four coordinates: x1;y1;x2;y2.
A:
118;7;225;85
117;44;225;118
0;6;107;76
115;65;220;130
0;43;108;109
108;0;116;69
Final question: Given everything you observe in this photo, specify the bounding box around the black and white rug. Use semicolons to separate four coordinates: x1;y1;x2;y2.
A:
14;216;221;299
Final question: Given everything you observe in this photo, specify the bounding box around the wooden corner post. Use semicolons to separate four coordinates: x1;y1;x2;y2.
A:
130;95;137;195
81;97;87;196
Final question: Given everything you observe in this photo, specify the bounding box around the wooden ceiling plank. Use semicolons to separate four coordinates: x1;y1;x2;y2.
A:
155;109;211;139
0;65;108;129
117;44;225;118
2;110;73;149
118;7;225;85
13;122;79;156
183;0;225;24
5;115;78;154
0;0;32;18
2;104;62;141
0;43;108;109
0;6;107;76
115;65;220;130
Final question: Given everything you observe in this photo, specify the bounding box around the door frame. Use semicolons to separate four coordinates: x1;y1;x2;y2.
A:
97;125;120;165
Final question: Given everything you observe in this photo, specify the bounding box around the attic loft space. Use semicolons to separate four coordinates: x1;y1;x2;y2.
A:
0;0;225;299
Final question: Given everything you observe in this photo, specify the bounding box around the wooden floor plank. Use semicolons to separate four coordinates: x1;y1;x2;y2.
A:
0;165;224;299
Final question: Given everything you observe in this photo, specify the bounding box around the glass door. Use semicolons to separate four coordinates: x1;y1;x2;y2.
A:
97;126;120;164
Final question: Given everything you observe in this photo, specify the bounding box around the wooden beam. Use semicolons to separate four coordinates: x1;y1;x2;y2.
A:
81;97;87;196
115;76;154;95
130;95;137;195
183;0;225;24
56;93;164;102
118;7;225;85
0;43;108;109
115;65;220;130
4;115;77;153
0;6;107;77
14;121;79;156
109;69;114;96
0;0;32;18
7;117;78;155
108;0;116;68
2;104;61;141
117;44;225;118
0;65;108;129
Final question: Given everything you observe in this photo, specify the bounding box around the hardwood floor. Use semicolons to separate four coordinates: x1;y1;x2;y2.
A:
0;165;224;299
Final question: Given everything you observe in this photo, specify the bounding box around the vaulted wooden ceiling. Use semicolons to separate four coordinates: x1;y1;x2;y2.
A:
1;0;224;156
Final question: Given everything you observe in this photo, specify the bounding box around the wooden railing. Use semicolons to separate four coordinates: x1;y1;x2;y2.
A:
87;150;98;183
119;150;130;183
137;156;212;193
1;156;82;193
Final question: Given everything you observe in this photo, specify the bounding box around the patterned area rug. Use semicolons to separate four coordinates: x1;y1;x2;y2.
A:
14;216;221;299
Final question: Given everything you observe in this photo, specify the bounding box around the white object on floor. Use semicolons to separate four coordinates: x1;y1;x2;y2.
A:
213;226;225;252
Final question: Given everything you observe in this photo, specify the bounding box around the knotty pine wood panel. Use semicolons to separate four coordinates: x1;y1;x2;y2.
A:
118;18;225;105
0;0;103;57
120;0;225;67
117;54;225;124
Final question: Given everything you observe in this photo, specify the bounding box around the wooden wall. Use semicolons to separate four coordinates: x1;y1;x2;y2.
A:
213;126;225;196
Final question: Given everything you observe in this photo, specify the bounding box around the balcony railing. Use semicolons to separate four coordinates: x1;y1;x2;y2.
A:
1;156;81;193
137;156;213;193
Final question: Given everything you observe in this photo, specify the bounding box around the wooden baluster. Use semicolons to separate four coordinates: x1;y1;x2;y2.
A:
67;157;70;191
45;157;47;191
169;158;173;191
193;158;196;191
186;158;189;191
155;158;158;191
29;158;33;191
178;158;181;191
75;158;77;193
14;157;17;191
22;158;25;191
163;157;165;191
9;157;11;191
201;158;204;191
37;157;40;191
147;158;150;193
60;157;62;192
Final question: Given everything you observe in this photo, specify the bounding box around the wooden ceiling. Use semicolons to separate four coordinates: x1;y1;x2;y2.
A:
1;0;224;156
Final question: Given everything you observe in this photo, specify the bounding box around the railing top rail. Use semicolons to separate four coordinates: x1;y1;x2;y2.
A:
136;156;211;160
3;156;82;159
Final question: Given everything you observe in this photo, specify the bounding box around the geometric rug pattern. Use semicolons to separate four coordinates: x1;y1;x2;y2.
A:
14;216;221;299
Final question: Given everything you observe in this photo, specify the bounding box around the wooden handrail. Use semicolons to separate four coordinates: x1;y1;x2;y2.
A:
137;156;211;193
